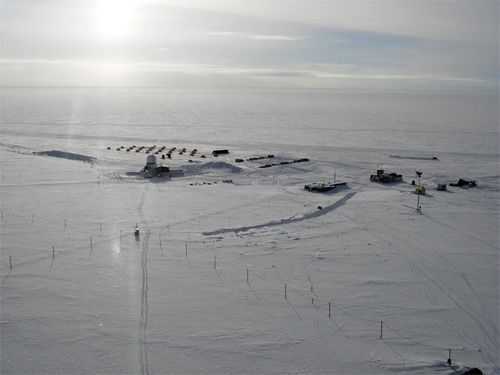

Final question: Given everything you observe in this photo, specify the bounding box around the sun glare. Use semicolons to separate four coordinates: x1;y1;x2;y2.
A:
96;0;134;40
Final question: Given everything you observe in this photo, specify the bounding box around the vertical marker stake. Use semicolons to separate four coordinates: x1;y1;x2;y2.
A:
185;243;187;257
159;233;163;256
9;256;12;271
213;255;216;270
328;302;331;318
52;246;55;259
380;321;383;339
89;236;93;261
285;283;287;300
312;298;314;305
246;268;249;284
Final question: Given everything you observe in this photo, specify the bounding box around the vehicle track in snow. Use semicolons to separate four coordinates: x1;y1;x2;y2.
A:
271;165;284;184
387;222;496;360
139;230;151;375
137;182;149;223
422;212;499;251
342;212;499;365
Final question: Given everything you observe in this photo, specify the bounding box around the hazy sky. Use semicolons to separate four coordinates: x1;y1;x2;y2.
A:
1;0;498;90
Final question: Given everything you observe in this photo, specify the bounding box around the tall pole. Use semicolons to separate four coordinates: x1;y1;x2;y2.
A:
416;171;422;211
417;175;420;210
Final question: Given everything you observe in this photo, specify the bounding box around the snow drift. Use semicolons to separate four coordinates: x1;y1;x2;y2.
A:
33;150;96;164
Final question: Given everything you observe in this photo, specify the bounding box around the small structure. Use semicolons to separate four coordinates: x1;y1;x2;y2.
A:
305;181;347;192
415;186;426;195
436;184;447;191
212;149;229;156
450;178;477;187
141;155;170;178
247;155;274;161
370;169;403;184
462;368;483;375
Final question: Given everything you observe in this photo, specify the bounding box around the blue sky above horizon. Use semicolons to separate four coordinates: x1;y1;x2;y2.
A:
1;0;499;90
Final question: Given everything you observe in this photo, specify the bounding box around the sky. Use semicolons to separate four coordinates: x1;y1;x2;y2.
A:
0;0;499;90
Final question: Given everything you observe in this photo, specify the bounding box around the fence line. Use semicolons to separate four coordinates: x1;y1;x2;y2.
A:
0;222;488;367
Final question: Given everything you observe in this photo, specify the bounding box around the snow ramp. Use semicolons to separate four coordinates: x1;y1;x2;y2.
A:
203;191;356;236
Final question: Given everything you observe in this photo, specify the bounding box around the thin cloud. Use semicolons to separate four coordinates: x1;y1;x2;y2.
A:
0;59;492;89
314;73;487;84
206;31;305;41
1;1;497;90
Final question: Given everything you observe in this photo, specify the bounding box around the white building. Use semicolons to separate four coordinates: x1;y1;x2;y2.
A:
141;155;169;178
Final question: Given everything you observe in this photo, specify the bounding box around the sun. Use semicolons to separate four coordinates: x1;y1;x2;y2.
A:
96;0;134;40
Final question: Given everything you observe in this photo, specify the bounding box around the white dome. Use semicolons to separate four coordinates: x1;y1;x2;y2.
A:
146;155;157;165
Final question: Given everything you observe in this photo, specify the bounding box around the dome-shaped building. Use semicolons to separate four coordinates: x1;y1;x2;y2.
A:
141;154;169;178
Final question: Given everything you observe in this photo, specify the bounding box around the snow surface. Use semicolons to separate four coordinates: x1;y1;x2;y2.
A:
1;88;499;374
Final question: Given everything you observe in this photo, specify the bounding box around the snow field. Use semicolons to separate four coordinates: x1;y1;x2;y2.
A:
1;142;499;374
